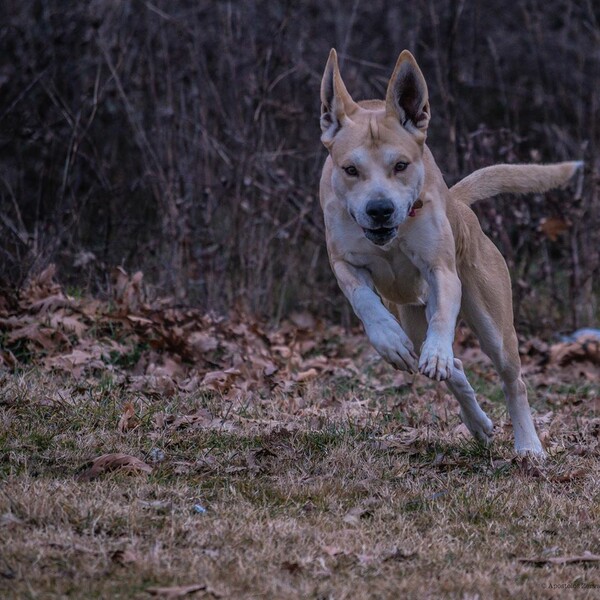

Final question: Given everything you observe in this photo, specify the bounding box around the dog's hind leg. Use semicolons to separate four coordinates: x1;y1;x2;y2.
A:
459;250;545;457
394;304;493;444
465;306;544;456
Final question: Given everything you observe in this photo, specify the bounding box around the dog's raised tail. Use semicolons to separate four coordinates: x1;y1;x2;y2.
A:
450;161;583;206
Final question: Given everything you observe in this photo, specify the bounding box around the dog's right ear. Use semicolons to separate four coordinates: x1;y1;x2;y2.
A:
320;49;358;146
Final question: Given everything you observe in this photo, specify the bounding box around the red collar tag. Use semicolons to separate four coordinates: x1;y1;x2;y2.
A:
409;198;423;217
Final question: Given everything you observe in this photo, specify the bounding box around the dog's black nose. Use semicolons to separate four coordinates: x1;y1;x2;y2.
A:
365;199;394;222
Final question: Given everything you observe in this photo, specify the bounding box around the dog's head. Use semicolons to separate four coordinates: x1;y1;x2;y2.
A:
320;50;430;246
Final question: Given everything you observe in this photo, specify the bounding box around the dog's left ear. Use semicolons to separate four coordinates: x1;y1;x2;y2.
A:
385;50;430;136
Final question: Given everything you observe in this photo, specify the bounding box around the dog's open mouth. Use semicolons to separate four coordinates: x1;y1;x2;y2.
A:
363;226;397;245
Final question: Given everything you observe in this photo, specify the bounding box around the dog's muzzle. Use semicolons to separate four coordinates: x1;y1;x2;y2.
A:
362;198;398;245
362;226;397;245
356;198;423;246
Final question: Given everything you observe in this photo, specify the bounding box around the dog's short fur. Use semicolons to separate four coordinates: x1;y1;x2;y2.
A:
319;49;581;456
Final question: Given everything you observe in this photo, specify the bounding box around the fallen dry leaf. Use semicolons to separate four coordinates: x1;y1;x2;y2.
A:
130;375;178;397
146;583;209;598
382;547;417;562
117;402;138;433
289;310;317;330
169;409;236;433
201;368;241;391
549;337;600;367
49;311;87;337
343;505;372;525
551;467;589;483
113;267;144;313
77;453;152;481
539;216;570;242
20;264;62;305
29;294;72;314
263;361;278;376
295;368;318;382
111;547;138;566
126;314;154;326
518;552;600;566
7;321;65;351
188;331;219;354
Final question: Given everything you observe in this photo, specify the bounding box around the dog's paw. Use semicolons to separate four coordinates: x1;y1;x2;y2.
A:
418;339;453;381
515;443;547;459
461;410;494;446
367;321;418;373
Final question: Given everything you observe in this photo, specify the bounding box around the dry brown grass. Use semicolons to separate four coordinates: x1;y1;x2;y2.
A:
1;350;599;599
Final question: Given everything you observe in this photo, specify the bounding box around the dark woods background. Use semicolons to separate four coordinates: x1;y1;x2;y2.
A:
1;0;599;334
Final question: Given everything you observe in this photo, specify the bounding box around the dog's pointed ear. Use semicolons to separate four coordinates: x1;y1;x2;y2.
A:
385;50;430;136
320;49;358;146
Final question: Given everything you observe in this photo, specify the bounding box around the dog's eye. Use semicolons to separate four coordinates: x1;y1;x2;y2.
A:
343;165;359;177
394;161;409;172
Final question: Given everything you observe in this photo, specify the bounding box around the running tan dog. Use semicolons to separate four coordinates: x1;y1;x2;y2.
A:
319;49;581;456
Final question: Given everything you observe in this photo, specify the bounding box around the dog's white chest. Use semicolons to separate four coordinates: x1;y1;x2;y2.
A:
346;245;428;306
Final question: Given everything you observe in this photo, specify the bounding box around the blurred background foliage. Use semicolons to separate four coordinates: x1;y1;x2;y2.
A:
1;0;598;333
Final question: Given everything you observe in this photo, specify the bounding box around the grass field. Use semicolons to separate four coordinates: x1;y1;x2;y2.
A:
1;352;599;599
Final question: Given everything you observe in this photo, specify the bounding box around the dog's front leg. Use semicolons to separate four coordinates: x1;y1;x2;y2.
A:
419;265;461;380
332;260;419;373
404;215;462;381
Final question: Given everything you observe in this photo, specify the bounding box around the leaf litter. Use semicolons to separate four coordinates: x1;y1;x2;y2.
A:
1;265;599;465
0;265;370;400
